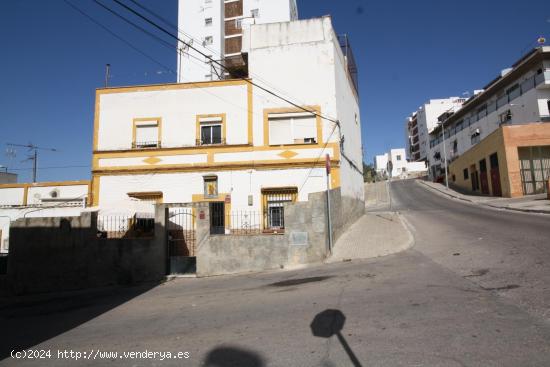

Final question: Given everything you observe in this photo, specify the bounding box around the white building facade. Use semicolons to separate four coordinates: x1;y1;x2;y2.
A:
428;47;550;180
406;97;466;162
374;148;427;179
0;181;90;253
92;17;364;232
177;0;298;83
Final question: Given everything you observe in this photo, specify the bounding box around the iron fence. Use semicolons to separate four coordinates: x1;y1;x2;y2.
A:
226;211;264;235
97;214;155;239
225;210;286;235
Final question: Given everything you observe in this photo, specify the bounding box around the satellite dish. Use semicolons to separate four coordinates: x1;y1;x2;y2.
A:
538;36;546;45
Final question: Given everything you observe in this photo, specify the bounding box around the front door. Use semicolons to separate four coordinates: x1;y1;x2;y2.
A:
489;153;502;197
209;202;225;235
479;158;490;195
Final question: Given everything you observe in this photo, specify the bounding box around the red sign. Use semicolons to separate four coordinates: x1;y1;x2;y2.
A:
199;210;205;220
225;195;231;204
325;154;331;174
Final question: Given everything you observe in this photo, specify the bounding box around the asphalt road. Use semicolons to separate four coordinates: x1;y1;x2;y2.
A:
1;179;549;367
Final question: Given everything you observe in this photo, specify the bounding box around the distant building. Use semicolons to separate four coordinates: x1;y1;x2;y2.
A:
375;148;428;179
0;171;17;184
428;46;550;197
177;0;298;82
405;97;466;162
0;181;90;253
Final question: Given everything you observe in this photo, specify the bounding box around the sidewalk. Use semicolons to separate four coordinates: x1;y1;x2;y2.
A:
419;180;550;214
327;182;414;263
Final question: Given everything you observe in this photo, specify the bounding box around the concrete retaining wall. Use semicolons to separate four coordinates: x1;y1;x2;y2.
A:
196;188;364;277
7;210;166;295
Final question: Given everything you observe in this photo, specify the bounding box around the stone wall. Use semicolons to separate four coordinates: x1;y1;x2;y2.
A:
196;188;364;277
7;210;166;295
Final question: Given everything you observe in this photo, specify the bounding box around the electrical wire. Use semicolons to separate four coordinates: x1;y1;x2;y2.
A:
102;0;340;125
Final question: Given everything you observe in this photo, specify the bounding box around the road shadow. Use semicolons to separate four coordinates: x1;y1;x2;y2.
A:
203;346;265;367
311;309;363;367
0;283;157;361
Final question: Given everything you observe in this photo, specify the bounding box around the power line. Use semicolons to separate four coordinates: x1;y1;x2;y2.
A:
100;0;340;126
107;0;364;176
63;0;174;74
126;0;311;107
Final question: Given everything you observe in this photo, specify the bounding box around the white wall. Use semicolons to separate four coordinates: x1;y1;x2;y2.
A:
0;206;86;253
177;0;298;83
178;0;224;82
98;168;327;211
97;84;249;151
0;188;25;206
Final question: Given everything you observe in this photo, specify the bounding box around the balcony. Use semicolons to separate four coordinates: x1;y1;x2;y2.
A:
535;71;550;89
132;141;161;149
196;138;227;147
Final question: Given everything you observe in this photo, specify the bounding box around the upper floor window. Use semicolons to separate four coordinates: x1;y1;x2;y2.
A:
250;8;259;18
205;18;213;26
198;115;225;145
133;118;161;149
267;112;318;146
396;155;401;161
204;36;213;45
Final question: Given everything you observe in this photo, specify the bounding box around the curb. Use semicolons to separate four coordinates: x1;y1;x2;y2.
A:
417;180;550;215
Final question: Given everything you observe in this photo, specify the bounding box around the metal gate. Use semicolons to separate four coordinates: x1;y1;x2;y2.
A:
519;146;550;195
167;207;196;274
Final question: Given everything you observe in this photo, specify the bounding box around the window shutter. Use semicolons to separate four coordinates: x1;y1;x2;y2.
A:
269;118;292;145
135;123;158;143
292;116;317;142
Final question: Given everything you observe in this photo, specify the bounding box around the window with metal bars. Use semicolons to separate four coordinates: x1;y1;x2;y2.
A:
261;188;298;231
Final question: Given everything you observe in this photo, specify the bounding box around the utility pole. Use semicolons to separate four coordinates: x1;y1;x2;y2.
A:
325;154;333;254
6;143;57;183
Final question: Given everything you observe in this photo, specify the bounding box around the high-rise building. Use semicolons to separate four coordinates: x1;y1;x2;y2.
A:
177;0;298;83
405;97;466;162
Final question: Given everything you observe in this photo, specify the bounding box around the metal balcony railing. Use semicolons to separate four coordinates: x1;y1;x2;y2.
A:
337;34;359;94
132;141;161;149
196;138;227;146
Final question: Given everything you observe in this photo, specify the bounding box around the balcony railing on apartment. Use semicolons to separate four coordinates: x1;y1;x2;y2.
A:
196;138;227;146
132;141;161;149
429;69;550;148
337;34;359;94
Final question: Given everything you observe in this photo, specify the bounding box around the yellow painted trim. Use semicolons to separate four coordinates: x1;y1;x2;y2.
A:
23;187;29;206
92;158;340;175
247;82;253;144
0;180;91;189
127;191;163;203
96;79;249;95
132;117;162;147
263;105;323;147
91;176;100;206
93;79;249;152
196;113;226;145
331;167;341;189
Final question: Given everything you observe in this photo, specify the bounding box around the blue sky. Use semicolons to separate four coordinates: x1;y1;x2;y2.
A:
0;0;548;182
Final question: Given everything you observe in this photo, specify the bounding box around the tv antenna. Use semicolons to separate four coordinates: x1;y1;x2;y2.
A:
6;143;58;183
